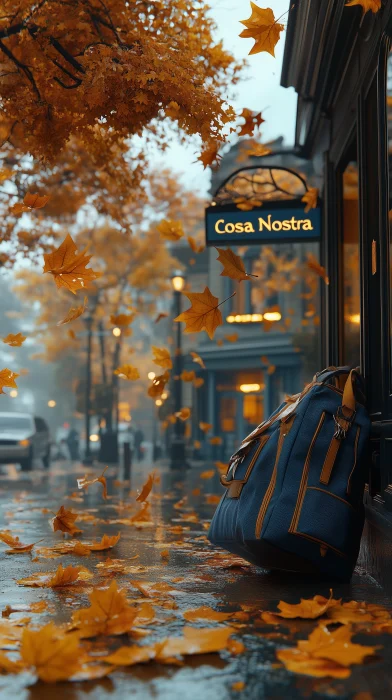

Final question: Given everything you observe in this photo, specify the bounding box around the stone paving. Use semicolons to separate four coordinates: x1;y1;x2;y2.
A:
0;459;391;699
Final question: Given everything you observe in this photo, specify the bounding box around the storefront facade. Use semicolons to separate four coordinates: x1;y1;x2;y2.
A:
281;0;392;589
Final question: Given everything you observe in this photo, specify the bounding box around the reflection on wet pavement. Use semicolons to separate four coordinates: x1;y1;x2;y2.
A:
0;459;391;699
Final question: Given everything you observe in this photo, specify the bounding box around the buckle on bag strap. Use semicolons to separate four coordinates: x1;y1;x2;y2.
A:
333;405;356;440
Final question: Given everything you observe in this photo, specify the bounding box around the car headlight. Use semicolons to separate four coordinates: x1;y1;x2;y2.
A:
19;439;30;447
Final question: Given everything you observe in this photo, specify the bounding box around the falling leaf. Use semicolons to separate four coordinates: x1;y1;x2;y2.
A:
237;108;264;137
152;346;172;369
214;461;228;475
87;533;121;551
306;253;329;285
200;470;215;480
2;333;26;347
174;287;226;339
57;296;87;325
302;187;319;213
225;333;238;343
157;219;184;241
21;623;83;682
247;143;272;157
346;0;381;13
136;473;156;502
205;494;220;504
0;368;19;394
77;466;108;499
210;436;223;445
197;142;222;169
175;407;191;421
266;591;340;620
147;370;170;398
190;351;206;369
193;377;204;388
10;192;50;216
188;236;205;253
43;234;101;294
199;422;212;433
216;247;255;283
155;312;169;323
180;370;196;382
72;580;137;637
110;313;135;327
194;440;202;450
17;564;88;588
68;329;77;340
50;505;82;535
183;606;233;622
232;681;246;691
239;4;284;57
114;364;140;380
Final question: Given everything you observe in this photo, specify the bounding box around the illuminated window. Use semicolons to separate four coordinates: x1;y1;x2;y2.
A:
342;158;360;366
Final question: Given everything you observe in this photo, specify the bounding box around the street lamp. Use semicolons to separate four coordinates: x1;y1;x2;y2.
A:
170;270;188;470
83;312;94;465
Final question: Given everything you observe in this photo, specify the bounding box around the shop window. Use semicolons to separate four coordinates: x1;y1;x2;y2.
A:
220;396;236;433
243;394;263;430
341;160;360;367
387;51;392;380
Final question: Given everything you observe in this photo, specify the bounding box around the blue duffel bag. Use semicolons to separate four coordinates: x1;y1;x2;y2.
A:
208;367;371;580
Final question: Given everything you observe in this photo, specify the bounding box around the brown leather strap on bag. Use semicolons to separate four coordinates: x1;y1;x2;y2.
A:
319;369;358;485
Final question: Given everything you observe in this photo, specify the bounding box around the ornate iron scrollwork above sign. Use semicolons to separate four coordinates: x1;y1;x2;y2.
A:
212;164;309;208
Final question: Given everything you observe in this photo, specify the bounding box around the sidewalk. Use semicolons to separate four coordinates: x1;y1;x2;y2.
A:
0;459;392;699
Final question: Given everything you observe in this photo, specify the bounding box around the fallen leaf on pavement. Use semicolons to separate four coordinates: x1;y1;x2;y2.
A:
21;623;83;682
264;590;340;621
156;625;236;659
0;531;39;553
17;564;91;588
183;606;233;622
298;623;379;666
87;533;121;551
72;580;137;637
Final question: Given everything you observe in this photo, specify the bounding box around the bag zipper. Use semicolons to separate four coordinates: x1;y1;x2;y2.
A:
255;413;296;538
289;412;326;533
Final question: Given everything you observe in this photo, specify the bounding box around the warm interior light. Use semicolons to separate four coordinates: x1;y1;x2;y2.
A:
239;383;261;393
172;275;185;292
10;390;18;398
226;313;263;324
155;399;163;406
348;313;360;325
89;434;99;442
263;312;282;322
161;392;168;400
48;399;56;407
148;371;156;380
112;327;122;337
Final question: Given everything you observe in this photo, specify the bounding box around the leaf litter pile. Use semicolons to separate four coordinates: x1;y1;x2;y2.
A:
0;467;390;692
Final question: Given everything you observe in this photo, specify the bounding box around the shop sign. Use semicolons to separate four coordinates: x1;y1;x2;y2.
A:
205;200;321;246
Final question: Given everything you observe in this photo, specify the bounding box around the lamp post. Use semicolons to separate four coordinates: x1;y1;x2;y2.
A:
170;271;187;470
83;312;94;465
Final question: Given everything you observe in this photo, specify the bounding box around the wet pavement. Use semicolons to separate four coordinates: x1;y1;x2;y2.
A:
0;459;392;699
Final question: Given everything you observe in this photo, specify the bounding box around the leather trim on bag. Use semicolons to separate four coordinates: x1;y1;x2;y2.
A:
289;412;326;533
307;486;356;510
222;435;270;498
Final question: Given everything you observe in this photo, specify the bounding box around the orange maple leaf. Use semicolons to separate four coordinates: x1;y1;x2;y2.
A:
21;623;83;682
174;287;229;339
57;296;87;326
263;591;340;621
216;247;256;283
239;4;284;57
346;0;381;13
0;368;19;394
43;234;101;294
210;436;223;445
152;346;172;369
175;407;191;421
183;606;234;622
237;108;264;137
157;219;184;241
77;466;108;499
298;623;379;666
49;505;82;535
114;364;140;380
179;370;196;382
225;333;239;343
136;472;156;503
302;187;319;213
200;470;215;480
2;332;26;347
147;370;170;398
199;421;212;433
197;142;222;169
188;236;205;253
17;564;90;588
193;377;204;388
0;531;38;553
156;625;236;659
87;533;121;551
10;192;50;216
72;580;136;637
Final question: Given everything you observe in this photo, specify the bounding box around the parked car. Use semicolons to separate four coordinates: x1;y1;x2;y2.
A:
0;412;51;471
